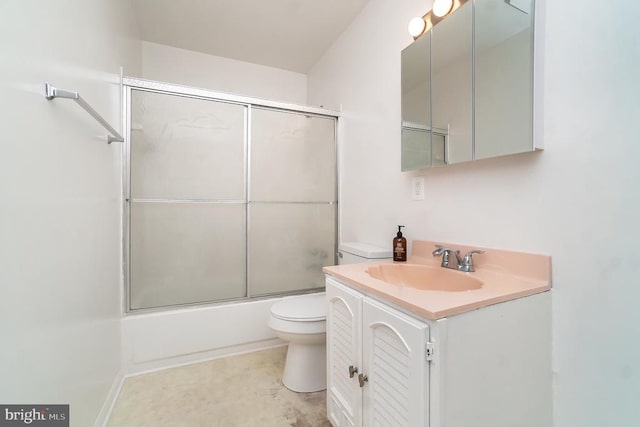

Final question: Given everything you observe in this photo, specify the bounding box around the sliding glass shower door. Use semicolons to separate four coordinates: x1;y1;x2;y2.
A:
249;108;336;296
125;81;337;311
128;90;247;310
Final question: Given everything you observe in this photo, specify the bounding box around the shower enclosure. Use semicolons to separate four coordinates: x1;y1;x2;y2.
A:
122;78;338;311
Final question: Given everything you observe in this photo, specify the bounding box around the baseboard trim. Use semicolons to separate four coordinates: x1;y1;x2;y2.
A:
94;369;125;427
123;338;285;377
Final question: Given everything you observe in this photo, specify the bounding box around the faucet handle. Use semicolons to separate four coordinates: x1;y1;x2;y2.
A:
432;245;458;256
460;250;485;272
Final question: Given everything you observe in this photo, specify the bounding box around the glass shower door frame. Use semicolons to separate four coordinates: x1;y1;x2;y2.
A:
122;77;339;313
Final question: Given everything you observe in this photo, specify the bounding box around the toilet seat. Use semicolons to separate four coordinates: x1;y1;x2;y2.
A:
270;293;326;322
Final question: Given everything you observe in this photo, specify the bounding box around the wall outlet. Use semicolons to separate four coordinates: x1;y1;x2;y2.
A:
412;177;425;201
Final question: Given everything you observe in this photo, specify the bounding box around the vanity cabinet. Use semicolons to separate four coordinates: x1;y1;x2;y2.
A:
326;276;551;427
327;277;429;426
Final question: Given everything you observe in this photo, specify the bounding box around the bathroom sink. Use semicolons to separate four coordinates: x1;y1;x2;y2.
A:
365;264;482;292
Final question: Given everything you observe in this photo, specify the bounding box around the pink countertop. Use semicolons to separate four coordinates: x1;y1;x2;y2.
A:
323;240;551;320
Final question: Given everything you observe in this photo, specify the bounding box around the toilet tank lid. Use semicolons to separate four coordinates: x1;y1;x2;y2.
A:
339;242;393;259
271;293;326;322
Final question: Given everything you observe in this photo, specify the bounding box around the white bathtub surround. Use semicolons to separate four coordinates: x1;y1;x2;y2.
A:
140;41;308;104
122;298;285;375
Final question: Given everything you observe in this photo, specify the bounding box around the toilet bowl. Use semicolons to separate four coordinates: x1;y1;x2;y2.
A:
269;293;327;392
268;242;392;393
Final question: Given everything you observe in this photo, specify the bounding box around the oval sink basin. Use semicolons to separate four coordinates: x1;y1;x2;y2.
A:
365;264;482;292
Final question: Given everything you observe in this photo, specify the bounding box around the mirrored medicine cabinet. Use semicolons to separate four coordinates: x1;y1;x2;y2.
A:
401;0;540;171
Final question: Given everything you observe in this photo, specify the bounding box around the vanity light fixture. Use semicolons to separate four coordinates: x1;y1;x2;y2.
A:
408;0;466;39
432;0;454;17
408;17;427;37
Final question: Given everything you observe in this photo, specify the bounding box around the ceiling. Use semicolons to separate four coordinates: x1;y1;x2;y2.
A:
131;0;371;74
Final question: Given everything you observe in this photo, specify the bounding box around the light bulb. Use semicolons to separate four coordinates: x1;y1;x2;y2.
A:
433;0;454;17
408;17;426;37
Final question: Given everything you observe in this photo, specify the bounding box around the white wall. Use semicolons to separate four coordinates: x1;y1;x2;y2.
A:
140;41;308;104
308;0;640;426
0;1;140;426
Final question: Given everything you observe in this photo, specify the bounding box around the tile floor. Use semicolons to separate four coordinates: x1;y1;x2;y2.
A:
107;346;331;427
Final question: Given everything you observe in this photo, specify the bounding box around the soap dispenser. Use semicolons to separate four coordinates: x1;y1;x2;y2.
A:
393;225;407;262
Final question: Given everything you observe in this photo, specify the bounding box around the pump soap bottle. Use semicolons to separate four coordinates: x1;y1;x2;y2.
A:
393;225;407;262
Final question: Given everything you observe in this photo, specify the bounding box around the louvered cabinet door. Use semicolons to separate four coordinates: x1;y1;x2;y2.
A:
326;278;364;427
361;298;430;427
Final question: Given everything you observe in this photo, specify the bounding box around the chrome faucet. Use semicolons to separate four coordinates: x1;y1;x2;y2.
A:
432;246;462;269
432;245;485;272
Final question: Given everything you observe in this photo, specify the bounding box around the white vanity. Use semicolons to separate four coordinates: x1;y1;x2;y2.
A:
323;240;551;427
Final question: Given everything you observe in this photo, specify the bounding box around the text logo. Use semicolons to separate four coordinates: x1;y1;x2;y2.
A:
0;405;68;426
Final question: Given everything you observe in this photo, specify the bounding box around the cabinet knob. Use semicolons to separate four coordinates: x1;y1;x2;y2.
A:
358;373;368;387
348;365;358;378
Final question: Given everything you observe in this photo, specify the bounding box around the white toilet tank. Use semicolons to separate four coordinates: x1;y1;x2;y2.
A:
337;242;393;265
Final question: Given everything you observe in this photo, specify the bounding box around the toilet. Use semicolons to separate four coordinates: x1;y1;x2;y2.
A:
269;293;327;392
268;242;392;392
